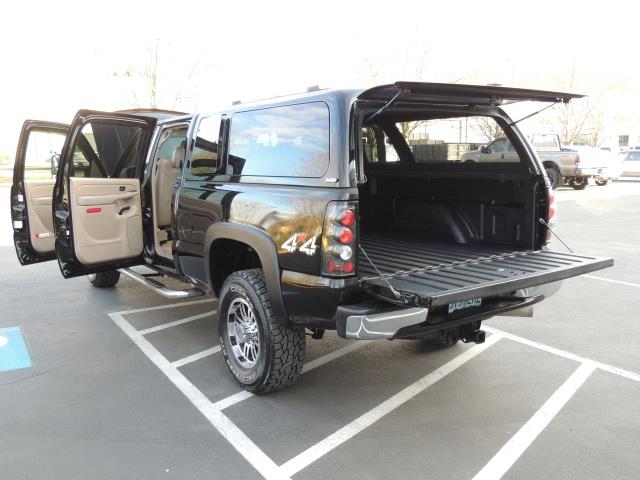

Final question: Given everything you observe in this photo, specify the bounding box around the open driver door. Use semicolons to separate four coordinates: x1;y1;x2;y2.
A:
11;120;69;265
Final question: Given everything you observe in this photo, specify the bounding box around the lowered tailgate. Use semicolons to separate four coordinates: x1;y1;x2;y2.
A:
358;235;613;308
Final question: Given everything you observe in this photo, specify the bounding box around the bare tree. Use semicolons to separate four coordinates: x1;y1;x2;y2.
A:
472;116;504;142
125;41;205;111
540;66;609;147
398;120;432;141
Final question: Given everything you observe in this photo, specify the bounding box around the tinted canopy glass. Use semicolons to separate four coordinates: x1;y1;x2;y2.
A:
228;102;329;177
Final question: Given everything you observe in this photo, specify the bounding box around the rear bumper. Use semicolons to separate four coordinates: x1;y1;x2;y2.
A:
575;167;605;176
337;282;561;340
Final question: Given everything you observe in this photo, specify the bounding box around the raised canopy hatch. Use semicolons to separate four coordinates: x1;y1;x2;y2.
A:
357;81;585;107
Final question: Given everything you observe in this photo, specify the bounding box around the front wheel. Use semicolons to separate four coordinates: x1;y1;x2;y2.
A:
570;177;588;190
88;270;120;288
595;178;612;186
219;269;305;394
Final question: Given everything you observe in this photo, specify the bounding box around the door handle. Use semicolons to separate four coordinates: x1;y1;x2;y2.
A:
118;206;131;215
78;192;137;205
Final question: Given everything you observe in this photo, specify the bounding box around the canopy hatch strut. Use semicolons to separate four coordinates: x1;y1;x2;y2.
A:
508;102;558;127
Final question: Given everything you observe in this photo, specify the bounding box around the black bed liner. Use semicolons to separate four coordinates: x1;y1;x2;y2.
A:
358;232;613;308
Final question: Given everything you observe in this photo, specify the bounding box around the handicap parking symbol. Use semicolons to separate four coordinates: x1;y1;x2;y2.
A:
0;327;32;373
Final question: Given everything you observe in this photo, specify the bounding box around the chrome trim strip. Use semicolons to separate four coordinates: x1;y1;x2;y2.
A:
345;307;428;340
119;268;204;299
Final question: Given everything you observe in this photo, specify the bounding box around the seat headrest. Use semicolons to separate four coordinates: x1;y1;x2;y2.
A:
172;142;186;169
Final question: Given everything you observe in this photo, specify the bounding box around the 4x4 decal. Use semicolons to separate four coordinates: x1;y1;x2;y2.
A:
281;233;318;256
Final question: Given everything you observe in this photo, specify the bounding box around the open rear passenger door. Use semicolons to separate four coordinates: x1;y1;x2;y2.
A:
53;110;156;278
11;120;69;265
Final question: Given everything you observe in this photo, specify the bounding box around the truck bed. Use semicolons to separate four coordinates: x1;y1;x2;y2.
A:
358;231;612;308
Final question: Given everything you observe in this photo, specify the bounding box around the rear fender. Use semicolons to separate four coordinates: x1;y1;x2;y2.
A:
204;223;288;325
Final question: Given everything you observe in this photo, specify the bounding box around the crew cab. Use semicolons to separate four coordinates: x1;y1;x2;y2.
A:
11;82;613;393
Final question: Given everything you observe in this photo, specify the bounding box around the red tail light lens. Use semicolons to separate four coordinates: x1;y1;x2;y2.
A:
322;202;358;277
338;227;353;244
546;190;557;243
340;209;356;226
575;154;581;165
327;260;353;273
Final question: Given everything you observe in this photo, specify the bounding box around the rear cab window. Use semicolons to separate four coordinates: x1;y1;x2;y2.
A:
228;102;330;177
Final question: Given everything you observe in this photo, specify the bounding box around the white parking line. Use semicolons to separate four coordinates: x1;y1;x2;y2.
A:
608;241;640;249
583;274;640;289
213;391;254;411
278;333;502;478
471;362;596;480
211;341;372;411
485;326;640;384
110;312;290;480
302;341;371;374
116;298;215;316
138;311;216;335
171;345;222;368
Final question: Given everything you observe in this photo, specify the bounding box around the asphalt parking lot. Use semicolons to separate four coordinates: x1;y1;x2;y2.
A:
1;181;640;480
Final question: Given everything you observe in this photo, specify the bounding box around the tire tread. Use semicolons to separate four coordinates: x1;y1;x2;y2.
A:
223;269;305;394
89;270;120;288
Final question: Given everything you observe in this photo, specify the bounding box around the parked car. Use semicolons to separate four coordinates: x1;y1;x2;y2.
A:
618;150;640;177
462;134;610;189
10;82;612;393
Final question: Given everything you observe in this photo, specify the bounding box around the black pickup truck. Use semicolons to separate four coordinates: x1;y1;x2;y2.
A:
11;82;612;393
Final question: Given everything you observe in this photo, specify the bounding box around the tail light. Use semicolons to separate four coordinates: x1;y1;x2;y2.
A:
322;202;357;276
546;190;557;243
574;154;581;166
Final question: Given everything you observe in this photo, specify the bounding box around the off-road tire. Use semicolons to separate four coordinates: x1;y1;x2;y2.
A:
545;165;561;189
218;269;305;394
570;177;588;190
87;270;121;288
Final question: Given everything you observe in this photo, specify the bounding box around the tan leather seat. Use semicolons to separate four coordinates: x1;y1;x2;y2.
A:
156;143;184;227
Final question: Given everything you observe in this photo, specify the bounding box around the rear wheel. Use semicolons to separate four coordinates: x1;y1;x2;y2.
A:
570;177;588;190
87;270;120;288
545;165;561;189
219;269;305;394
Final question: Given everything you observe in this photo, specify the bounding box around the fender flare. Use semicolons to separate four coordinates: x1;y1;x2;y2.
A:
204;222;288;324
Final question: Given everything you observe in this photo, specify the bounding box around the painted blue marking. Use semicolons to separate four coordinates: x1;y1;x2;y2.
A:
0;326;32;373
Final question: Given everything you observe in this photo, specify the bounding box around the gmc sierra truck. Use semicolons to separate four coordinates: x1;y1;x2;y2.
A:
11;82;613;393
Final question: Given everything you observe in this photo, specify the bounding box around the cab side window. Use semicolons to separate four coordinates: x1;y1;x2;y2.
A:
186;115;222;181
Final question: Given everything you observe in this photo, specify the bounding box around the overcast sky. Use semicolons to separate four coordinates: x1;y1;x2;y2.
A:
1;0;638;154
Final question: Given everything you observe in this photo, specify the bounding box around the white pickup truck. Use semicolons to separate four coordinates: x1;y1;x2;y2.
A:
461;134;611;189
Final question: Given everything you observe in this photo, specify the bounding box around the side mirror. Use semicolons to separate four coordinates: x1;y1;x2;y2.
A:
49;153;60;176
480;146;489;154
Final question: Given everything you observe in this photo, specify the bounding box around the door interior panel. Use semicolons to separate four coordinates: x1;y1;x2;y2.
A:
69;177;143;264
24;180;55;253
